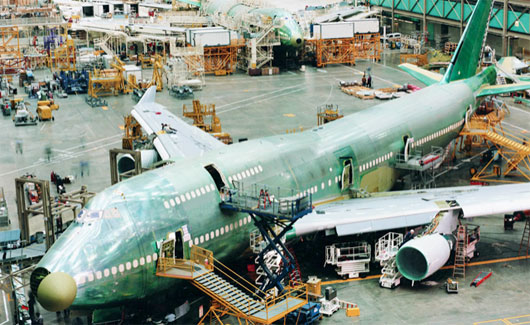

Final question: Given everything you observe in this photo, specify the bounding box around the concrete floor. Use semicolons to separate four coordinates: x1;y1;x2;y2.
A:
1;49;530;324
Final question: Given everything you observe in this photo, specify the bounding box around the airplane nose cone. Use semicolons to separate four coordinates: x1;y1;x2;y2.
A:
37;272;77;312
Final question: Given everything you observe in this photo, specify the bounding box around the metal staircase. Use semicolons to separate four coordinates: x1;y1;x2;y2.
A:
94;35;115;57
375;232;403;288
518;218;530;256
453;225;467;278
287;247;303;284
156;245;308;324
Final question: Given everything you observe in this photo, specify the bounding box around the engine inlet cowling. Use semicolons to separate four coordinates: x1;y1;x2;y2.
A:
395;233;453;281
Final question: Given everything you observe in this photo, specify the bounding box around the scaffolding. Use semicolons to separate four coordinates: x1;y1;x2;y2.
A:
307;33;381;68
317;104;343;126
203;40;245;75
87;57;126;99
238;13;280;71
182;100;232;144
168;46;205;88
0;26;23;75
457;99;530;183
49;36;76;71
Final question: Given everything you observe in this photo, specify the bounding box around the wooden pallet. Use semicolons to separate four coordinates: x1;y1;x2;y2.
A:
341;86;375;99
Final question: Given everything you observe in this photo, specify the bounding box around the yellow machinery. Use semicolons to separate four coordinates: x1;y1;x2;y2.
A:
128;55;164;100
455;98;530;183
87;56;126;98
38;100;59;110
122;115;144;150
37;105;53;121
37;100;59;121
183;100;232;144
156;245;308;325
317;104;343;126
48;26;76;72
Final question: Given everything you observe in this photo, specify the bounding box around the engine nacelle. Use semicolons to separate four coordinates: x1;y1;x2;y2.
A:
117;149;159;174
395;233;454;281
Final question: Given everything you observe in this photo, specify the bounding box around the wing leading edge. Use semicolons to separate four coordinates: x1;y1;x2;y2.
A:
293;183;530;237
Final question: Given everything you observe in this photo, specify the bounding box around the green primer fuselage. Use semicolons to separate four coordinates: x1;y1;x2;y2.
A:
203;0;304;49
34;67;496;309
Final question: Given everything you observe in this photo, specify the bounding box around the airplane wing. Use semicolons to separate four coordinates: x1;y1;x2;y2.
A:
398;63;442;86
293;183;530;237
476;82;530;97
131;87;225;161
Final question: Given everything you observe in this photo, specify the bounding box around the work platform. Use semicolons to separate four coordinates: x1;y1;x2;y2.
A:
156;246;308;324
219;182;312;221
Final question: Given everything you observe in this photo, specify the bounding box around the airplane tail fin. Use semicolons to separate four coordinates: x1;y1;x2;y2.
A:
443;0;493;83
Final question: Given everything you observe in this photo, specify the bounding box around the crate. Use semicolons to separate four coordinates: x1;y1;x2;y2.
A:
261;67;279;75
346;307;360;317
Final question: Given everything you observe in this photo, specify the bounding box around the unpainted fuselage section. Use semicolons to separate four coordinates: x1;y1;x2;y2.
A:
34;69;495;309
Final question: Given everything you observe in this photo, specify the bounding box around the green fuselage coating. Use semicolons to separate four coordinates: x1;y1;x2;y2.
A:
203;0;304;49
34;67;496;310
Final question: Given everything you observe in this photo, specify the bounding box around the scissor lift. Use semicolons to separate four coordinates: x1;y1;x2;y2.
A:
324;242;371;279
220;182;312;294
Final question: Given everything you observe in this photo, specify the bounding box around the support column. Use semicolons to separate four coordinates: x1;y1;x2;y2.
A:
423;0;427;37
391;0;395;33
460;0;464;36
502;0;508;56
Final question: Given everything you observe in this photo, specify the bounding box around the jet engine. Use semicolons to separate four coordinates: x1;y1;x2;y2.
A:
395;233;454;281
117;149;159;174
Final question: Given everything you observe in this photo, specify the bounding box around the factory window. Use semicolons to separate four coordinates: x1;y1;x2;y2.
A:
204;164;228;192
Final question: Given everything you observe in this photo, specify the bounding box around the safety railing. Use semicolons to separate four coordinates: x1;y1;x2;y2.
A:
156;245;213;278
0;16;63;27
220;182;312;220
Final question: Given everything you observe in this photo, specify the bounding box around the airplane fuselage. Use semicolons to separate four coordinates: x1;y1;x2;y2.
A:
32;67;496;310
202;0;304;49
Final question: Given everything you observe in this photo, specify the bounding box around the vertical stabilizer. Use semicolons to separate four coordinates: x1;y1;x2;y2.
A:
443;0;493;83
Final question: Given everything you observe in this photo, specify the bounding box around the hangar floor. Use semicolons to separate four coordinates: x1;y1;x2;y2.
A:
0;49;529;324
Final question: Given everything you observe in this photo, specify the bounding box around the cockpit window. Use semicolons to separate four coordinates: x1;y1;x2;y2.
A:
77;209;102;223
77;208;120;223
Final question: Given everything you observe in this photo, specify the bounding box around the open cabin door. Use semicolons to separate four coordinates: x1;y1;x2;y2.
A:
161;229;184;259
341;158;353;191
204;164;228;191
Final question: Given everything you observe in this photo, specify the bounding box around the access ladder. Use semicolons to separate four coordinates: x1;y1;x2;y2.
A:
519;218;530;256
453;225;467;278
156;246;308;324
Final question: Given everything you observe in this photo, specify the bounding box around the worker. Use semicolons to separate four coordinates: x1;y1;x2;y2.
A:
403;229;415;245
80;160;89;177
45;145;52;161
367;75;372;88
35;312;44;325
28;291;36;322
15;139;23;154
361;73;367;87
